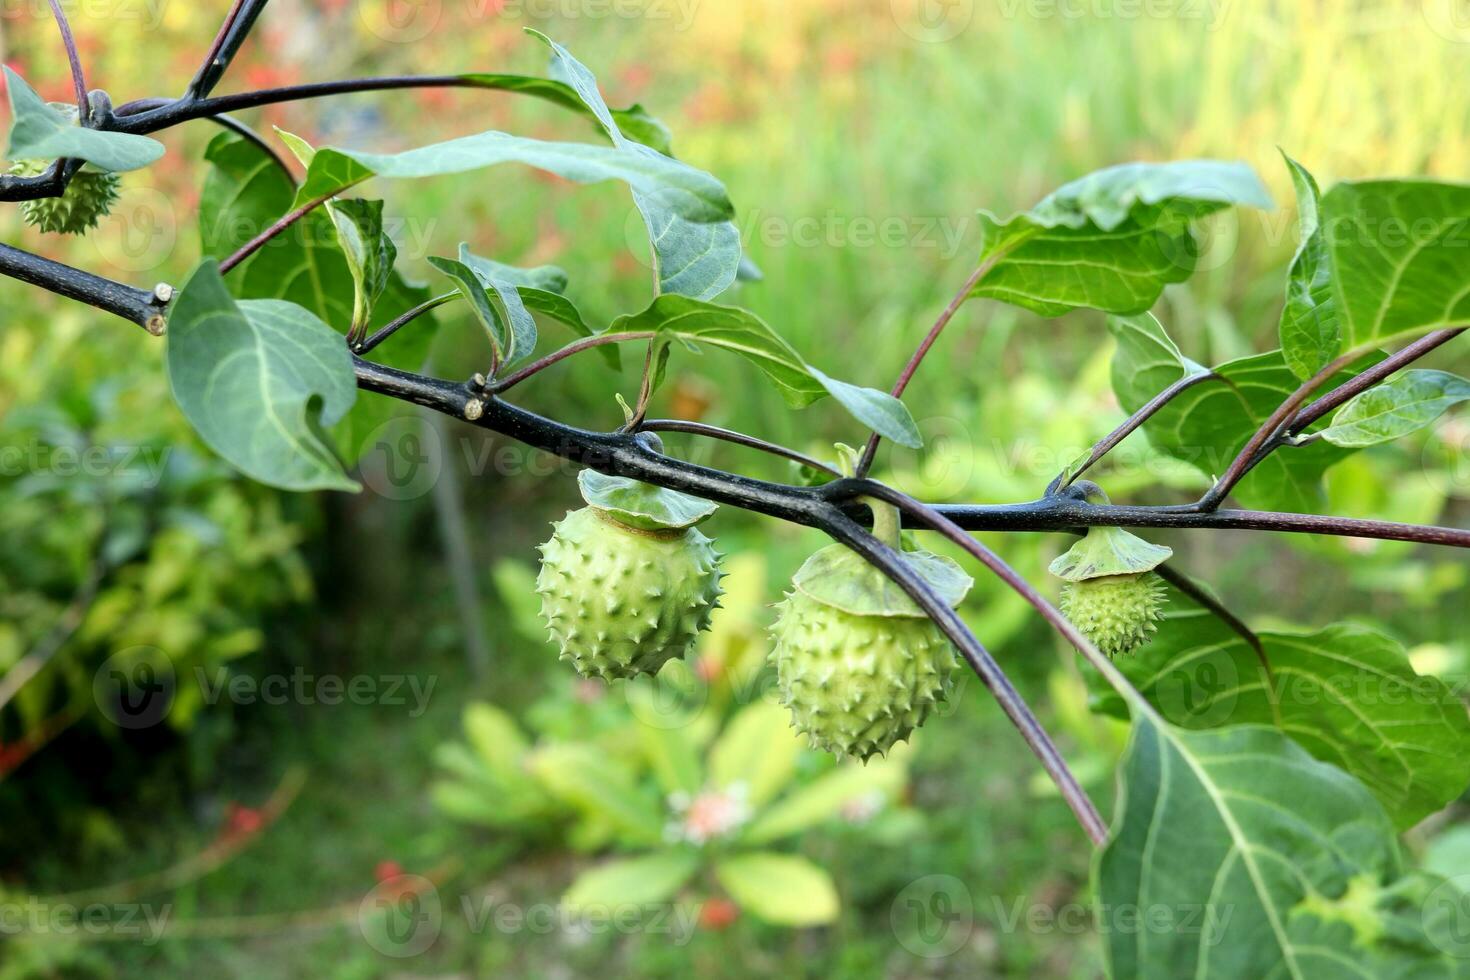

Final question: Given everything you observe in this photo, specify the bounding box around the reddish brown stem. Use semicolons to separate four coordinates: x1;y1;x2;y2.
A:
489;332;654;393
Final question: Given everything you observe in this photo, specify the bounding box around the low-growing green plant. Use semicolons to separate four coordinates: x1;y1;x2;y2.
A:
4;5;1470;976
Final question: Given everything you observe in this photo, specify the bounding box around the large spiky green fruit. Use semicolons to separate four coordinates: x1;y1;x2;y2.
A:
9;159;120;234
1050;523;1173;657
769;501;973;761
536;473;723;681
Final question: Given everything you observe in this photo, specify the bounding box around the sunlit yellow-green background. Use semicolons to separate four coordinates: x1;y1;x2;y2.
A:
2;2;1468;976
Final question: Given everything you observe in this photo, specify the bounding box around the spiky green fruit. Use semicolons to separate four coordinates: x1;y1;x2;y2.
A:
1059;572;1167;658
771;590;957;761
9;160;120;234
536;474;723;681
1049;522;1172;657
769;500;973;761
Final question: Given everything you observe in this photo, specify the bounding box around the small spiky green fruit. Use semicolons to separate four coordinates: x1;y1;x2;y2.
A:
769;500;973;761
1050;520;1173;658
9;160;120;234
1059;572;1167;658
536;473;723;681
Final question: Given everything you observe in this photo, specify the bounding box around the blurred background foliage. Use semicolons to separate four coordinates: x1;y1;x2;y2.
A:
1;1;1468;976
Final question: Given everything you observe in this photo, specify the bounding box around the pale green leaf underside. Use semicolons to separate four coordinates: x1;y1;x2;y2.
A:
564;851;700;912
1278;154;1340;380
1320;369;1470;448
973;160;1273;316
1322;179;1470;352
1092;590;1470;828
166;262;358;492
3;67;164;172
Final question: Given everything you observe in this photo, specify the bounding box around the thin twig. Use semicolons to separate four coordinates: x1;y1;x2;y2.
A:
1152;563;1274;691
1051;371;1222;493
639;419;843;477
489;332;654;393
1287;328;1466;434
855;256;1000;478
47;0;88;116
218;187;351;275
356;292;457;354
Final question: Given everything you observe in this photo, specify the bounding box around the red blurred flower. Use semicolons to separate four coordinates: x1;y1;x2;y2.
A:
375;859;404;883
699;897;739;930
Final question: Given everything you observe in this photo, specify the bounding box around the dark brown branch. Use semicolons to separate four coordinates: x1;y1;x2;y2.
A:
1288;328;1467;434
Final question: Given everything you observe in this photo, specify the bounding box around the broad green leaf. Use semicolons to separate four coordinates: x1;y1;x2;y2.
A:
1092;589;1470;828
528;744;664;845
1108;316;1375;512
743;745;912;845
458;71;674;156
714;852;838;926
708;700;803;808
165;262;358;492
198;133;439;464
1278;154;1340;379
281;124;734;297
453;253;569;293
972;160;1273;316
457;249;616;369
1097;714;1454;979
463;703;530;782
1319;369;1470;448
612;295;920;446
564;851;700;913
1322;179;1470;353
428;255;537;368
527;31;741;299
326;198;397;334
3;67;163;172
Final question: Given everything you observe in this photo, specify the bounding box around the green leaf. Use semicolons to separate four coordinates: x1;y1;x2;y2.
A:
972;160;1273;316
457;71;674;156
280;118;735;303
1108;315;1375;512
528;744;664;845
3;67;164;172
1097;714;1449;979
427;254;537;368
708;701;803;808
326;199;397;334
1091;589;1470;829
1322;178;1470;353
456;249;616;368
638;724;704;798
165;262;358;492
714;852;839;926
1279;154;1341;380
743;747;911;845
564;851;700;913
197;133;439;464
808;366;922;449
1318;369;1470;448
526;30;741;299
612;295;920;446
462;703;530;782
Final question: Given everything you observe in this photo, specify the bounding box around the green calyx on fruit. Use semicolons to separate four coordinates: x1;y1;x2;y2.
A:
1049;523;1172;657
536;471;724;681
9;159;120;235
769;499;973;762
